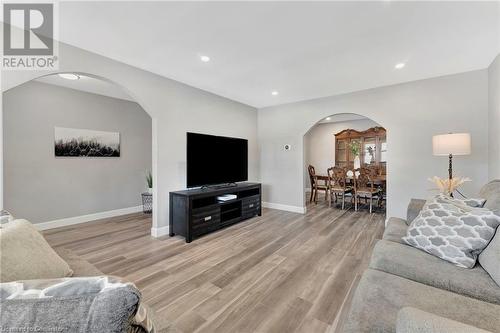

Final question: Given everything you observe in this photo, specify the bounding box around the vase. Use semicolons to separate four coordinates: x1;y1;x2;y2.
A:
354;156;361;170
148;187;153;194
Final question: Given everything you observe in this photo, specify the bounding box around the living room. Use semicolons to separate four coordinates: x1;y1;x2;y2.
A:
1;1;499;333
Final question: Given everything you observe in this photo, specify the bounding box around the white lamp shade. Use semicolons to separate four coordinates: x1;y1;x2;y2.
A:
432;133;471;156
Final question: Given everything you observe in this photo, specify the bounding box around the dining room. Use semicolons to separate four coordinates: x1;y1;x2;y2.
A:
304;113;387;214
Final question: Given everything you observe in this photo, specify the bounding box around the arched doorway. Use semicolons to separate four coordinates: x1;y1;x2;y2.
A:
2;72;157;230
303;113;387;213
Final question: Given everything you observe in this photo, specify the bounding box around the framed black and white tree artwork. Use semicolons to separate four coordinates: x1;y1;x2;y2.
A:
54;127;120;157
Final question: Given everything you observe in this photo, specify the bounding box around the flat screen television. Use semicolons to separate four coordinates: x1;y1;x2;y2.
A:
187;132;248;188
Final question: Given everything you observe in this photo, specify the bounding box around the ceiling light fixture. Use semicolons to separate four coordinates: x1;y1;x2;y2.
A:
326;117;331;121
58;73;80;80
271;91;279;96
200;55;210;62
395;63;406;69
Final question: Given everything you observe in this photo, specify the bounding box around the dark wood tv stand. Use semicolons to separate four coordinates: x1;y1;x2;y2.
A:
169;182;261;243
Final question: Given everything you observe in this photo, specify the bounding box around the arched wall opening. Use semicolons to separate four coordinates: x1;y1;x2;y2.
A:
3;41;261;239
301;112;388;212
2;72;158;230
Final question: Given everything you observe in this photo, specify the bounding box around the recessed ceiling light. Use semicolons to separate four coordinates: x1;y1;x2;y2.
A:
200;55;210;62
58;73;80;80
395;63;406;69
326;117;331;121
271;91;279;96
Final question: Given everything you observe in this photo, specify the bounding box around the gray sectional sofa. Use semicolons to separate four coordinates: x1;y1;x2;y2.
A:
0;224;162;333
342;180;500;333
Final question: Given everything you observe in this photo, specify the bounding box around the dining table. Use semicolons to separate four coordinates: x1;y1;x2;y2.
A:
315;173;386;184
346;172;386;183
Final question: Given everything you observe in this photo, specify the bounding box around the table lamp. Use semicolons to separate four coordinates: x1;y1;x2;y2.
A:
432;133;471;181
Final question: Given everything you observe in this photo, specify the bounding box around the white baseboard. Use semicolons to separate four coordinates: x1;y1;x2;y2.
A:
262;202;306;214
151;225;170;238
35;206;143;231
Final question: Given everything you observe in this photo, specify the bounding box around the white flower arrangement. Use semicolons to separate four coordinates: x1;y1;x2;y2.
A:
428;176;471;195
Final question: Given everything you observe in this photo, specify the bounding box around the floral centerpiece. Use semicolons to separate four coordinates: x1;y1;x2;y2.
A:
428;176;470;196
348;141;361;170
348;141;361;157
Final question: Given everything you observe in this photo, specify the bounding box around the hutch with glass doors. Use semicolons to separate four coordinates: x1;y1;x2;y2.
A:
334;127;387;172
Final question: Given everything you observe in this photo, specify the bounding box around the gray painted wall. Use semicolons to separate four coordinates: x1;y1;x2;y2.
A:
2;42;259;236
304;118;380;189
489;54;500;180
2;41;488;234
259;70;489;219
4;81;152;223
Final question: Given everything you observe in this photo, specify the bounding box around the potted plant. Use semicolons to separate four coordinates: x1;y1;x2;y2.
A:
146;172;153;193
349;141;361;169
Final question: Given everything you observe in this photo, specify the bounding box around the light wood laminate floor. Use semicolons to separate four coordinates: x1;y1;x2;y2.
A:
44;201;385;333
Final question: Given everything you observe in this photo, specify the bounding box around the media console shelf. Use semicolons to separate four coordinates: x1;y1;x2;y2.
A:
169;182;261;243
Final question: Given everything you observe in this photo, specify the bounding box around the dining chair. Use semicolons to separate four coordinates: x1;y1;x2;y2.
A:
327;166;353;209
308;165;328;203
354;167;381;213
378;180;387;209
364;165;380;178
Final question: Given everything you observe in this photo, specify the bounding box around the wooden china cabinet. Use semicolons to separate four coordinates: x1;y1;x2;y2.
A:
334;127;387;172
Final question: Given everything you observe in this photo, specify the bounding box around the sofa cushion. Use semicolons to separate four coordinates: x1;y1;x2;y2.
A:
383;217;408;244
407;199;426;224
456;197;487;208
342;269;500;333
480;227;500;288
396;307;492;333
402;194;500;268
0;220;73;282
55;248;103;277
480;180;500;211
370;240;500;305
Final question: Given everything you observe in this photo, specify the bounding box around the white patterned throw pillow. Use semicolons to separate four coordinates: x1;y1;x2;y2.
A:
403;194;500;268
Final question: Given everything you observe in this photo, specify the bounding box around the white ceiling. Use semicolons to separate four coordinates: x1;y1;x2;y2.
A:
57;1;499;108
35;74;135;101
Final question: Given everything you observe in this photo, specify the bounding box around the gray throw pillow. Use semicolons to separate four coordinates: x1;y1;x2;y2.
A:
403;194;500;268
0;276;153;333
0;219;73;282
479;228;500;287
